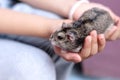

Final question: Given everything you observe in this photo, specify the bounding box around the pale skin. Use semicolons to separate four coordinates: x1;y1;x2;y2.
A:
0;0;120;63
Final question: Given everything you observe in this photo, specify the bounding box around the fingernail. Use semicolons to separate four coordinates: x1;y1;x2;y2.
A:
61;50;67;54
87;36;92;42
93;30;97;33
113;26;117;29
99;34;105;40
91;30;97;36
108;26;117;32
112;26;117;31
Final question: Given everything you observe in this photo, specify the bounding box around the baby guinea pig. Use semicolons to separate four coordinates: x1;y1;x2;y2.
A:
50;7;114;52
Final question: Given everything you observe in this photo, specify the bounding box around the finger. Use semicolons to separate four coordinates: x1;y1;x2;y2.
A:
109;11;120;23
53;46;81;63
79;36;92;60
106;12;120;40
107;21;120;40
103;9;120;39
105;26;117;40
116;19;120;38
90;30;98;56
109;27;120;40
98;34;106;52
60;51;82;63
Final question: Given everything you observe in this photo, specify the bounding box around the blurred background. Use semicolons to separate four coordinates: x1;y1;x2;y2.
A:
83;0;120;78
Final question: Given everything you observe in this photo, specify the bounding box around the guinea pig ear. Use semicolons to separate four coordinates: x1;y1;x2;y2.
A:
62;22;73;29
62;22;68;29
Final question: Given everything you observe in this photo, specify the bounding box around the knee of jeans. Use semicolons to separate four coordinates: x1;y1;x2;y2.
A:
0;39;56;80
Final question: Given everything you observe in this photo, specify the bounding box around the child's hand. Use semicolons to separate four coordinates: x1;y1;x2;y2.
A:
105;17;120;41
73;2;120;41
52;30;106;63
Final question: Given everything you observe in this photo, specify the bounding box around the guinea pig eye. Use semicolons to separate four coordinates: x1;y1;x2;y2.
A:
57;32;65;40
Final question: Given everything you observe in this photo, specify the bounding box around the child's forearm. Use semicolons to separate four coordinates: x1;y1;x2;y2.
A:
20;0;77;18
0;8;65;38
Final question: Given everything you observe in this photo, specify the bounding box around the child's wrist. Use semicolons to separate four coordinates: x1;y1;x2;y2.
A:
61;0;77;18
68;0;90;20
